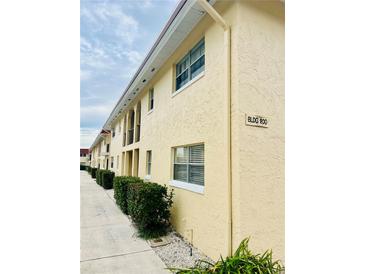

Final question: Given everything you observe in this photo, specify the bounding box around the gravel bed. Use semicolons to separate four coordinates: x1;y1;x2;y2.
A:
152;231;215;272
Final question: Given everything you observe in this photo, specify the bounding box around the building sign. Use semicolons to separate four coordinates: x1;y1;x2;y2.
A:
245;114;268;128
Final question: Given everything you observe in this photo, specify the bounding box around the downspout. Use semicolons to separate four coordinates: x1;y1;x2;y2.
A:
197;0;232;256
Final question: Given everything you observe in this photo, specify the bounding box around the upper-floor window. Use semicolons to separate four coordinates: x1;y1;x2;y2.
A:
148;88;154;111
175;38;205;91
111;157;114;169
112;128;115;137
173;144;204;187
106;144;110;153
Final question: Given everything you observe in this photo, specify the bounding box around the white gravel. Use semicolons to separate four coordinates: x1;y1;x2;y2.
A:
151;231;214;272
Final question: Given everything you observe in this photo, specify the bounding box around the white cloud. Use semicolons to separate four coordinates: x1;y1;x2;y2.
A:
81;3;139;45
123;50;143;65
80;128;100;148
80;103;114;117
80;0;180;147
140;0;153;9
80;36;115;69
80;69;92;81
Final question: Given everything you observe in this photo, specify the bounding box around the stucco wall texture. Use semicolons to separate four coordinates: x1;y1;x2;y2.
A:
231;0;285;262
90;0;284;262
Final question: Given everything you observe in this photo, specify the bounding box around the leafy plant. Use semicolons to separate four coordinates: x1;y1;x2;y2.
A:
113;176;143;214
91;168;97;179
101;170;115;189
96;169;106;185
170;238;284;274
127;181;174;239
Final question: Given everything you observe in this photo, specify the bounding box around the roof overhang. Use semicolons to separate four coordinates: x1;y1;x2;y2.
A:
103;0;215;128
90;130;110;150
89;0;216;150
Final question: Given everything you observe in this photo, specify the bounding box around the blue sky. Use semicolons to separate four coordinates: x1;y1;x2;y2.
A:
80;0;180;148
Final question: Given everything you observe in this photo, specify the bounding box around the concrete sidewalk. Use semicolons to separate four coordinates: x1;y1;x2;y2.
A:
80;171;169;274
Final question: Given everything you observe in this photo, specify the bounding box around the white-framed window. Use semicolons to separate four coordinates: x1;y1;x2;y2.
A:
175;38;205;91
171;144;204;193
112;128;115;138
111;157;114;169
148;88;154;111
146;150;152;175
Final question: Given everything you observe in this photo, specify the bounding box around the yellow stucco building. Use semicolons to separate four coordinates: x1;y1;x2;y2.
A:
89;0;284;262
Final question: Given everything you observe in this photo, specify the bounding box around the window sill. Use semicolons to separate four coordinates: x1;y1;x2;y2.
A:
172;72;205;98
170;180;204;194
147;109;154;115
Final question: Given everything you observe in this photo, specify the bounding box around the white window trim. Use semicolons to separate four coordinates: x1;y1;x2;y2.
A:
170;180;204;194
172;72;204;98
147;109;154;115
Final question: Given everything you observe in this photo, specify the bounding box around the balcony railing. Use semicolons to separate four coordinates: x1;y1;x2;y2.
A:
100;151;109;156
127;129;134;145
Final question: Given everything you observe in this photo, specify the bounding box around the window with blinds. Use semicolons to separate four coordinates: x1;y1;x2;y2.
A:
173;144;204;186
175;38;205;91
146;150;152;175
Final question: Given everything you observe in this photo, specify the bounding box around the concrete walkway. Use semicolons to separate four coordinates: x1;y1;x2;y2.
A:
80;171;169;274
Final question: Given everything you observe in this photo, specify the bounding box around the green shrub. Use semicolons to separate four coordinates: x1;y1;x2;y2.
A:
113;176;143;214
170;238;284;274
91;168;97;178
96;169;106;185
101;170;115;189
80;165;86;170
87;166;91;173
127;181;174;239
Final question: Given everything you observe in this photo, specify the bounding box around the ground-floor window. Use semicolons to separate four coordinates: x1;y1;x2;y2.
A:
146;150;152;176
172;144;204;190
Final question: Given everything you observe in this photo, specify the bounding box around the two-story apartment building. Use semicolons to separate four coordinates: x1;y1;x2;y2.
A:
89;0;284;261
90;129;111;170
80;148;90;166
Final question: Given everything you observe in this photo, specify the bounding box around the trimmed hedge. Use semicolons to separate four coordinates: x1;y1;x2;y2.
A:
95;169;115;189
96;169;104;185
101;170;115;189
91;168;97;178
113;176;174;238
127;181;174;238
113;176;143;214
80;165;86;170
